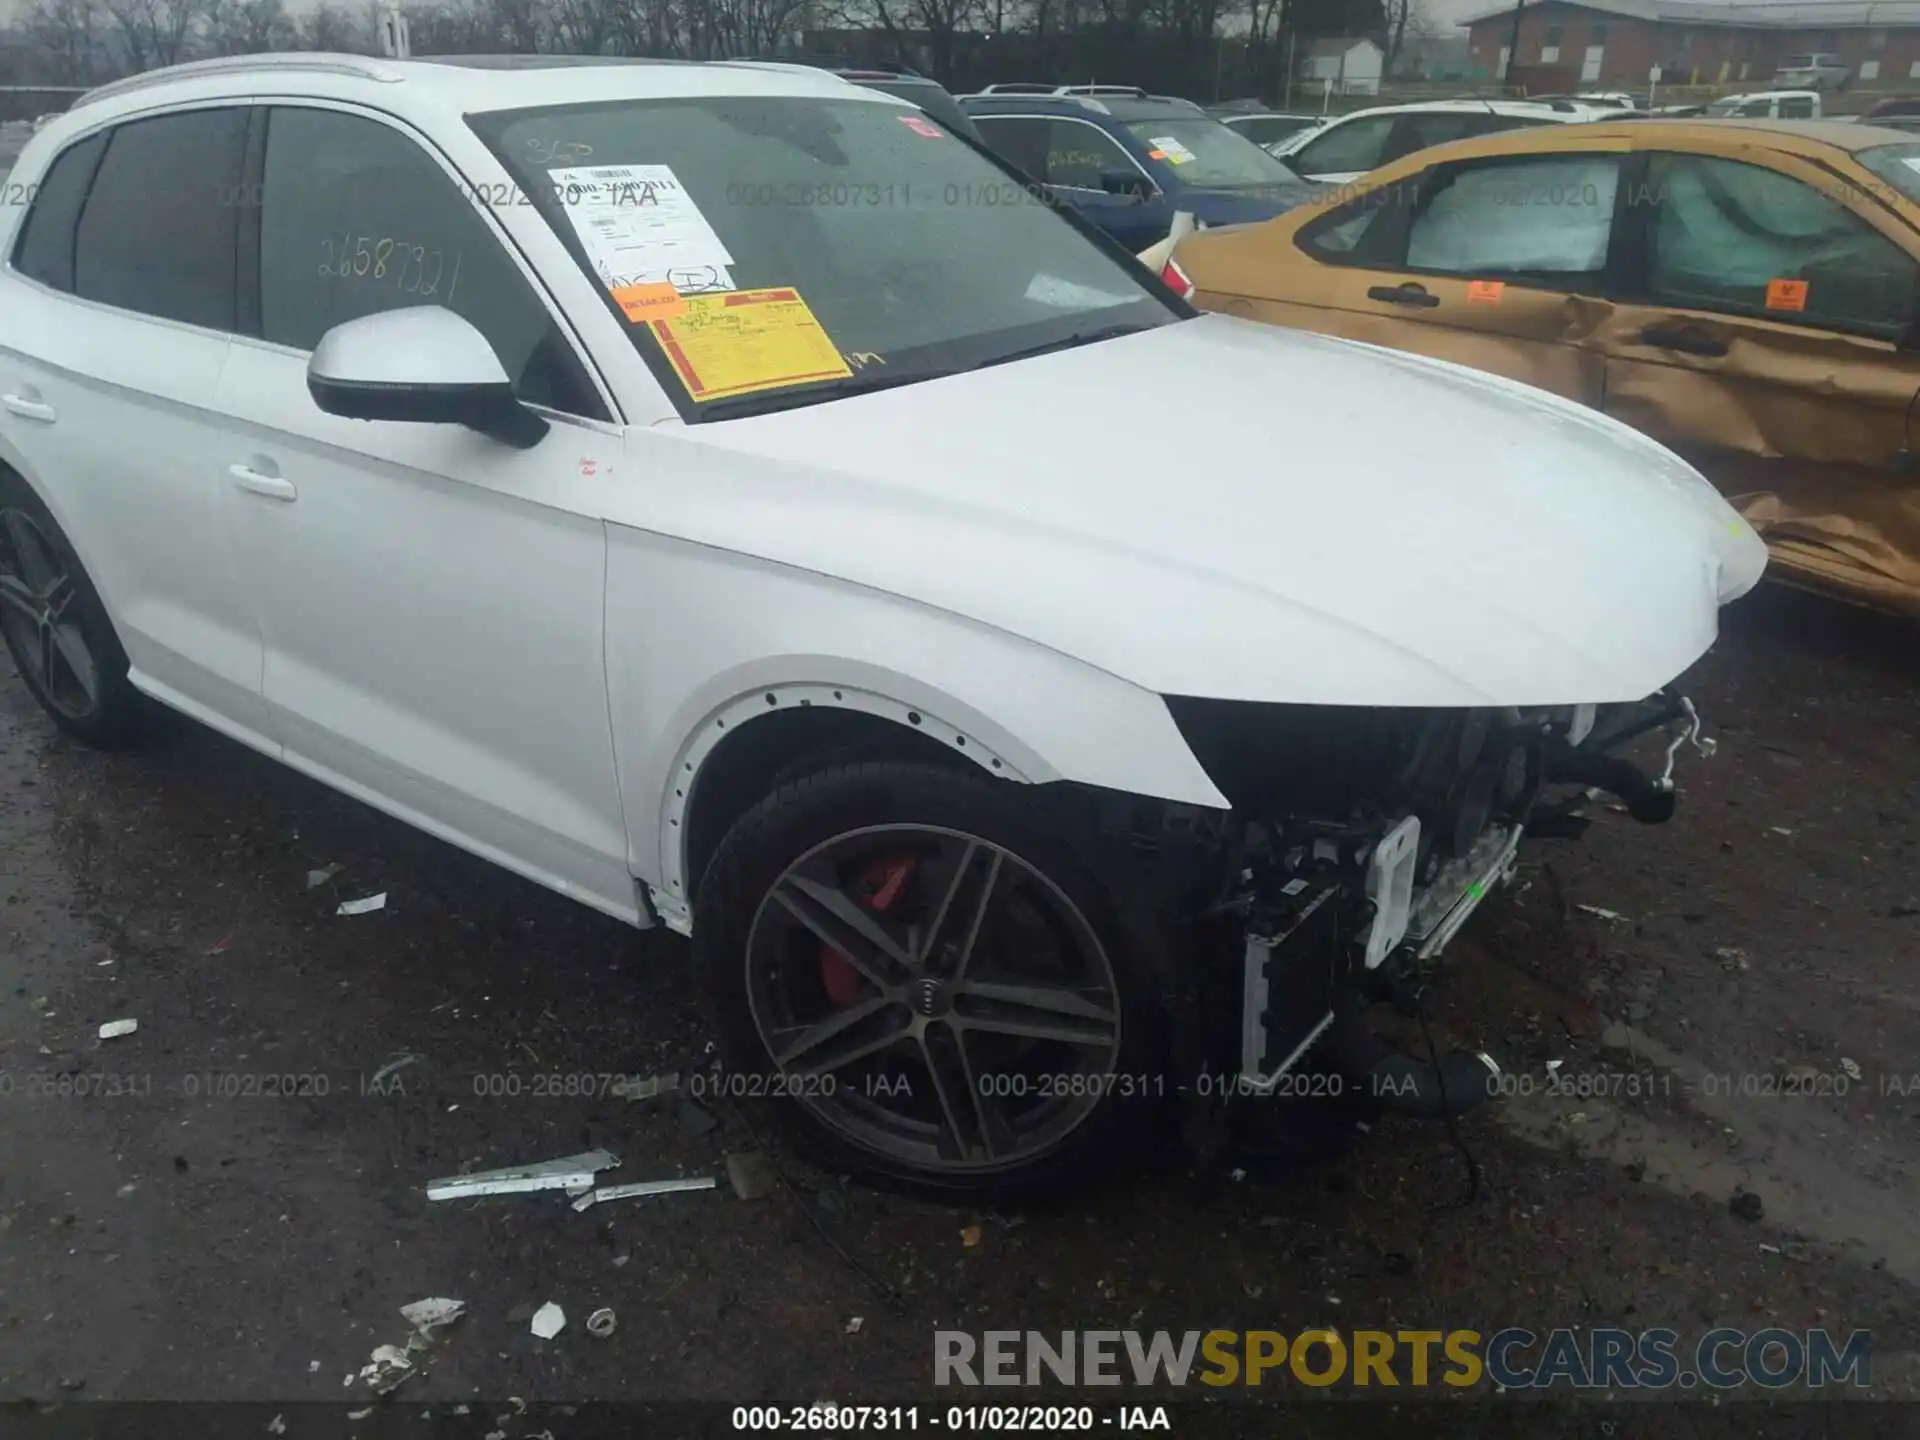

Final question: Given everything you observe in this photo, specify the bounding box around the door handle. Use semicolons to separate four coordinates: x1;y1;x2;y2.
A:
1366;282;1441;309
229;462;297;501
1638;325;1729;358
1;392;56;423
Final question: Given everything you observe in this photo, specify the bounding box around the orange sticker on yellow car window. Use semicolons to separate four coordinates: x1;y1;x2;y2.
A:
1467;280;1505;304
610;281;687;322
1765;278;1809;312
648;287;852;402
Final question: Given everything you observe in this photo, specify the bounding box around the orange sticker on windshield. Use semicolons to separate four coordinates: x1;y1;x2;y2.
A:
1148;149;1169;159
1765;278;1809;312
898;114;942;137
1467;280;1505;304
648;287;851;402
611;281;687;322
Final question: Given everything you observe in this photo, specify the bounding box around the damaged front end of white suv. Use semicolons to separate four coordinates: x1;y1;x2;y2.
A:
1155;691;1716;1141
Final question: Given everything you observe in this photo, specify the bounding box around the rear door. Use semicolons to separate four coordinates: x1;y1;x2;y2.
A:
1593;146;1920;608
1254;140;1635;403
0;105;272;745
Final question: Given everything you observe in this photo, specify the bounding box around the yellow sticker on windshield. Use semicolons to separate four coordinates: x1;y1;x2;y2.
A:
649;288;852;402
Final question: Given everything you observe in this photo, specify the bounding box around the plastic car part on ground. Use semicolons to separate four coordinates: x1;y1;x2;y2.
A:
570;1175;717;1211
425;1149;619;1200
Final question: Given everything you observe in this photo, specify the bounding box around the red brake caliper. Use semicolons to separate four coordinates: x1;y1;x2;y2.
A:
819;855;915;1007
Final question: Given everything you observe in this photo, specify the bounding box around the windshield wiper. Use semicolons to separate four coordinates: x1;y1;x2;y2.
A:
695;368;939;422
693;323;1157;419
969;322;1157;373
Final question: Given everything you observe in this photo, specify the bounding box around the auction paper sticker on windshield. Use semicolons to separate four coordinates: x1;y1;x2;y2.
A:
648;288;852;402
548;164;736;296
1147;136;1196;164
1765;277;1809;312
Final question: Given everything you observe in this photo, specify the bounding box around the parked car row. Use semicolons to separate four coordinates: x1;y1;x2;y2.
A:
1153;115;1920;615
0;53;1765;1197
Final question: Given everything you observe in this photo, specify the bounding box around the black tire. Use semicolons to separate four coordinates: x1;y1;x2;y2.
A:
692;760;1176;1202
0;471;144;747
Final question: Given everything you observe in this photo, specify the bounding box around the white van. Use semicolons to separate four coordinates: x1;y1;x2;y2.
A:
1704;90;1823;120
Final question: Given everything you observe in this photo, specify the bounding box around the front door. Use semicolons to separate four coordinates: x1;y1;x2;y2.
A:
1270;145;1633;405
216;103;638;919
1594;149;1920;609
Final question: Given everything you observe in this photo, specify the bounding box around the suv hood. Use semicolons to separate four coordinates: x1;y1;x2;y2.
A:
658;314;1767;709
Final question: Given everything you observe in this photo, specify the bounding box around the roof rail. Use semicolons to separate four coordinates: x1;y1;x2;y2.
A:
977;82;1059;94
75;52;403;109
731;52;923;77
1057;84;1149;97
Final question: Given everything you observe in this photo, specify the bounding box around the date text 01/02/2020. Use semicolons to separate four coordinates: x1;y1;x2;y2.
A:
730;1405;1171;1431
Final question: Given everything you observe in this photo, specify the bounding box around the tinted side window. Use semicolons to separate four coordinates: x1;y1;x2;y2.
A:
74;108;246;330
1383;112;1489;165
1044;119;1135;188
971;116;1050;178
1294;115;1396;175
1644;154;1917;337
257;107;603;418
13;132;105;293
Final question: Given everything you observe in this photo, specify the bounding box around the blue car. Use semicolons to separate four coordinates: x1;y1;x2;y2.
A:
959;89;1327;250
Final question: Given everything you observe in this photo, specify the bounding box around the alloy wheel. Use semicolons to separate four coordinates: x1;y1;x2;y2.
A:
743;824;1123;1175
0;507;98;720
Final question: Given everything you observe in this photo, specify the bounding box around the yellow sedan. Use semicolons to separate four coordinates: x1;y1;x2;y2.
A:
1158;118;1920;616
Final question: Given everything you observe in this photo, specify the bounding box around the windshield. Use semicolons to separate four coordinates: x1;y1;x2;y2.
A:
1782;55;1813;68
1705;97;1752;116
1120;117;1306;188
471;96;1176;420
1858;141;1920;204
1228;114;1321;145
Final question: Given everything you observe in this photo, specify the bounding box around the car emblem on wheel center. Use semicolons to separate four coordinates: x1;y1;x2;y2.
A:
912;976;949;1018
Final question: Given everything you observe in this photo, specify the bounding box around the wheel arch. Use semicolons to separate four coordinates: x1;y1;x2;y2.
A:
0;442;121;627
656;670;1046;927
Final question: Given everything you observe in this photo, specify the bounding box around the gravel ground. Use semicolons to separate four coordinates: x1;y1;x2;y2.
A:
1;576;1917;1436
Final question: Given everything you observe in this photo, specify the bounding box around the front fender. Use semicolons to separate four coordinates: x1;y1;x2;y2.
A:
602;525;1228;928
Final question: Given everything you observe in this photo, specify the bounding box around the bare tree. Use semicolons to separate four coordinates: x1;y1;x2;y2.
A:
835;0;981;78
550;0;621;54
103;0;206;70
297;1;365;49
22;0;107;84
702;0;810;55
203;0;292;53
1381;0;1427;76
408;0;495;52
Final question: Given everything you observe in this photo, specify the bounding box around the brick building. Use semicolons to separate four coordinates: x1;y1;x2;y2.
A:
1461;0;1920;90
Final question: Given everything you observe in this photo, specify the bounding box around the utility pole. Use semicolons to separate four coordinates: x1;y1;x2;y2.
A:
377;4;410;57
1283;29;1295;109
1503;0;1524;91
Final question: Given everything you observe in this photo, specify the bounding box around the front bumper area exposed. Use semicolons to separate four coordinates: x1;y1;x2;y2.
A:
1226;691;1715;1113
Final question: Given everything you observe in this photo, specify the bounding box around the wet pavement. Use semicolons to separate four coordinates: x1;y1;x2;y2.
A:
1;582;1917;1432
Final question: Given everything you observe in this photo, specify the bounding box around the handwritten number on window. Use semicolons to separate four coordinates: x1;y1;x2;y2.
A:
319;234;459;300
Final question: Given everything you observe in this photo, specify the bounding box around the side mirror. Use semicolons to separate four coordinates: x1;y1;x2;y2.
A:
306;307;549;450
1100;167;1153;200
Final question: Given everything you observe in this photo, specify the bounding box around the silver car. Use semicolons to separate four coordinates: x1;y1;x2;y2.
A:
1773;53;1850;90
